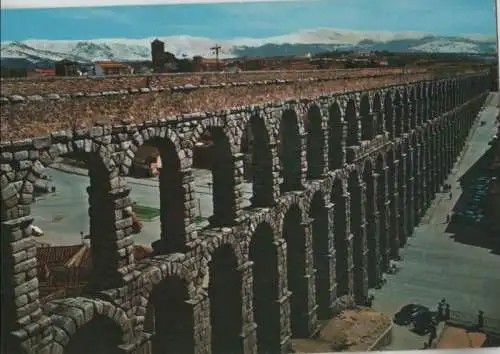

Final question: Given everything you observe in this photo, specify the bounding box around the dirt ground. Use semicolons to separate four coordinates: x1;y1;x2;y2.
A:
291;308;392;353
436;325;486;349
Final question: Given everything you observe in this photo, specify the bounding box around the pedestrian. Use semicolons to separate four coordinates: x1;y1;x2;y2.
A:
445;304;450;320
445;214;450;223
80;231;84;244
51;185;56;193
478;310;484;328
449;192;453;200
437;302;444;321
428;324;437;347
423;342;429;350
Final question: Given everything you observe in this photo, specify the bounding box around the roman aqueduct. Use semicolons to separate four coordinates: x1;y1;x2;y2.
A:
0;72;491;354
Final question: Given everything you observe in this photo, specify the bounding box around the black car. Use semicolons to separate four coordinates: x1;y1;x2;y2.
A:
412;310;436;335
393;304;431;326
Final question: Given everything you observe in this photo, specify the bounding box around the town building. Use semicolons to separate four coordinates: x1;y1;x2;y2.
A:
26;68;56;78
93;61;133;76
151;39;177;73
55;59;80;76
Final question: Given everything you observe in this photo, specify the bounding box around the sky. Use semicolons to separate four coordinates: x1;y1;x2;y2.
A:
0;0;498;42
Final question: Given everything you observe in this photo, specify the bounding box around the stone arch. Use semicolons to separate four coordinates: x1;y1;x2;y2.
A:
208;243;244;354
147;275;195;354
46;297;132;353
308;191;330;320
279;108;302;192
386;147;399;257
194;125;236;227
306;104;326;179
246;112;275;207
383;90;394;137
409;87;417;130
375;153;389;271
395;143;407;247
362;158;378;287
393;89;403;137
327;101;344;170
282;203;308;337
126;130;186;252
373;92;384;136
249;222;281;354
330;177;349;296
345;97;359;146
348;168;366;303
402;88;410;134
360;93;373;140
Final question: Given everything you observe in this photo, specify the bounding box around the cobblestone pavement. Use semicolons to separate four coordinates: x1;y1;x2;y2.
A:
371;92;500;350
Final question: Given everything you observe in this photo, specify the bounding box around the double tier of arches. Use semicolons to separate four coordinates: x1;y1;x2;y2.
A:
0;74;490;354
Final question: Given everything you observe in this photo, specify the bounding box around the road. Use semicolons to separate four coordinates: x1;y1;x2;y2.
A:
371;92;500;350
31;167;252;246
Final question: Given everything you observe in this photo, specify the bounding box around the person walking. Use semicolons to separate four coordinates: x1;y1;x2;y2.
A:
428;324;437;347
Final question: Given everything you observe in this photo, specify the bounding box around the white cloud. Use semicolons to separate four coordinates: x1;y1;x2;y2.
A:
1;0;302;10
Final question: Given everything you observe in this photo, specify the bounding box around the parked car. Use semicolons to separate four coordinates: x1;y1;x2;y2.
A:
394;304;431;326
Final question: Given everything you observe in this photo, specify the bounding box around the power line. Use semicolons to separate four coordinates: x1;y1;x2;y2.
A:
210;44;222;71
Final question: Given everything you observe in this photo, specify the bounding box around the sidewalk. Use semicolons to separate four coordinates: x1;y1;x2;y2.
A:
49;162;160;188
371;92;500;351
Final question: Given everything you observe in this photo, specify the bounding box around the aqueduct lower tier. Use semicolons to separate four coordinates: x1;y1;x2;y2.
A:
1;72;491;354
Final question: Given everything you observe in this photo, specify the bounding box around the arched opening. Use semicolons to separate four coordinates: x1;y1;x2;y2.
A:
387;151;398;257
149;276;194;354
283;204;308;337
249;223;281;354
383;91;394;137
404;143;413;234
130;138;184;252
396;146;406;247
402;89;410;134
193;127;235;228
208;245;243;354
375;154;388;271
409;88;417;130
331;178;349;296
412;135;420;224
373;93;384;136
244;115;274;207
363;160;378;287
27;151;132;297
346;98;359;146
360;94;373;141
309;192;330;319
306;105;325;179
328;102;343;170
394;90;403;137
64;315;122;354
348;170;366;302
279;109;302;192
418;136;426;216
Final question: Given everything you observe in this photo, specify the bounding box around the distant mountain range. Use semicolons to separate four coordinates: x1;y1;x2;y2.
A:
1;28;497;68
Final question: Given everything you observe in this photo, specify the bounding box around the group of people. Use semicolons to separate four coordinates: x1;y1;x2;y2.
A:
423;298;449;349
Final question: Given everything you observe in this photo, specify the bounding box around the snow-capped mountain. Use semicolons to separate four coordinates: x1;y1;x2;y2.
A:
1;28;497;67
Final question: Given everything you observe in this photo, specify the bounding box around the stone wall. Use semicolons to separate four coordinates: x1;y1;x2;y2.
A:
1;67;424;96
1;72;433;142
0;71;491;354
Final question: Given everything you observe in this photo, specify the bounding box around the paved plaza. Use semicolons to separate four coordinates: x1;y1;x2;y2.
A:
372;93;500;350
31;165;253;246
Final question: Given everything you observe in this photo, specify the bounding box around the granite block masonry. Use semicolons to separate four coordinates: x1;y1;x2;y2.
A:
0;72;490;354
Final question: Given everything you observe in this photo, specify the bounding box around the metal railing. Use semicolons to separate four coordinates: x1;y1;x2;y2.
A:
447;309;500;335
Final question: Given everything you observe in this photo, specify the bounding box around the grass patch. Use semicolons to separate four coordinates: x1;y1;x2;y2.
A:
132;204;160;221
194;216;207;225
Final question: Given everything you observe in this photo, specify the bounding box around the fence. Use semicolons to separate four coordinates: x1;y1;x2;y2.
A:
448;309;500;335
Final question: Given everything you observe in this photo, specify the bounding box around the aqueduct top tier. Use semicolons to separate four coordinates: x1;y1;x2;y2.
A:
0;71;492;354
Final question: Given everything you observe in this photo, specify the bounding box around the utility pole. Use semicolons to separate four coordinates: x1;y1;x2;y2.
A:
210;44;222;71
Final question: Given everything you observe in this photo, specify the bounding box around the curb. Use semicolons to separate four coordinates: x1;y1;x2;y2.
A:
368;323;394;351
49;163;160;188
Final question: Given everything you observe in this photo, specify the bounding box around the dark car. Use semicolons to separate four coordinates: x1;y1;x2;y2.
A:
412;310;436;335
393;304;431;326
